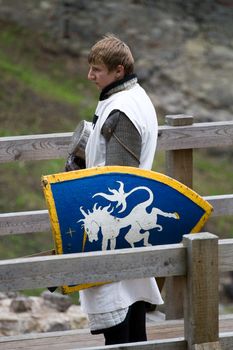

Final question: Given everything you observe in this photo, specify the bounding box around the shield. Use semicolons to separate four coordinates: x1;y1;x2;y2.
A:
42;166;213;293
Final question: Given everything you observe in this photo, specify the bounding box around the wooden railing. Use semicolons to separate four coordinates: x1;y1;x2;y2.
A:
0;115;233;349
0;119;233;163
0;233;233;350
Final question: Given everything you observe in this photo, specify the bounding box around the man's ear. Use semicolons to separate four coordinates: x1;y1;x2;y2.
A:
116;65;125;79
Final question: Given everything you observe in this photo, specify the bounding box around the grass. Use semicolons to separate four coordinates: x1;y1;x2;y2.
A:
194;149;233;195
193;149;233;238
0;20;97;137
0;54;82;106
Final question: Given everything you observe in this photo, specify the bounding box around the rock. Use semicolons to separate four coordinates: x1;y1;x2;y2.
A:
0;293;88;336
5;292;19;299
41;291;72;312
0;293;7;300
40;1;52;11
184;37;207;59
0;314;19;336
10;297;33;313
207;46;233;69
67;304;89;329
41;319;71;332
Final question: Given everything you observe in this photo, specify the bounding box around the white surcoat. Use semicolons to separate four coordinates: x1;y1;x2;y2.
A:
85;83;158;169
80;83;163;314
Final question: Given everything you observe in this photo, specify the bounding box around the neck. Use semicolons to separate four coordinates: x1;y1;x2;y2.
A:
99;74;137;101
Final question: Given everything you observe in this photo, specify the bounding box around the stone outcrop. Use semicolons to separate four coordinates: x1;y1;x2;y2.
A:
0;291;88;336
0;0;232;122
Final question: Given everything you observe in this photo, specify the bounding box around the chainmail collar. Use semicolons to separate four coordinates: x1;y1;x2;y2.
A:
99;74;138;101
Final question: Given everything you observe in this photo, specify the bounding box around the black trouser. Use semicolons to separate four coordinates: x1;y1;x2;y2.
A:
103;301;147;345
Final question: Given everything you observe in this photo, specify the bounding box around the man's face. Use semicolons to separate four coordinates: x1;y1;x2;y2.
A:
87;63;123;90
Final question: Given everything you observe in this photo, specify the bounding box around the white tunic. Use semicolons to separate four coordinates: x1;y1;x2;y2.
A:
85;83;158;169
80;83;163;314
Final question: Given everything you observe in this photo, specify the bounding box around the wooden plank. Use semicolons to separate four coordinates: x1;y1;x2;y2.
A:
0;132;71;162
0;333;231;350
0;336;186;350
0;320;185;350
1;121;233;162
0;319;186;350
220;332;233;350
0;316;232;350
83;338;186;350
157;121;233;151
0;329;103;350
204;194;233;217
183;233;219;347
0;210;50;235
1;194;232;236
192;342;221;350
0;243;186;292
219;239;233;272
164;114;194;126
73;334;233;350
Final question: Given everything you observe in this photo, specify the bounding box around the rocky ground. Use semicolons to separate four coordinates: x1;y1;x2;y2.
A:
0;291;88;336
0;0;232;122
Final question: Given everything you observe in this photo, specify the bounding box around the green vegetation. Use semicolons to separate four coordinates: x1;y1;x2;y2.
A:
0;20;232;298
0;20;98;137
194;149;233;195
194;149;233;238
0;54;82;106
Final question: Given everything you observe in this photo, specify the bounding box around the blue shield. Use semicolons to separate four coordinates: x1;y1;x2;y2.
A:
42;166;213;293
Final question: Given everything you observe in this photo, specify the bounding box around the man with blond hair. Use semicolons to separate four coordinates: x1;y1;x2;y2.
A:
78;34;163;345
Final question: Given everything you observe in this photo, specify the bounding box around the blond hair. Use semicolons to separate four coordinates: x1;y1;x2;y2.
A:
88;34;134;75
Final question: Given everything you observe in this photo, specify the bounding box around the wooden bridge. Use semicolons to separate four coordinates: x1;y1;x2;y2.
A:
0;115;233;349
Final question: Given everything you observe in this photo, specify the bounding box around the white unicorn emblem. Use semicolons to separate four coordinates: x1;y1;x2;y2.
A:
79;181;179;250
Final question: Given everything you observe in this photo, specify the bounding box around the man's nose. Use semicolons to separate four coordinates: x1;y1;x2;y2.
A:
88;68;95;80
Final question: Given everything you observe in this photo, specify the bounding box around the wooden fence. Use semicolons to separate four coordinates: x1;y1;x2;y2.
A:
0;115;233;349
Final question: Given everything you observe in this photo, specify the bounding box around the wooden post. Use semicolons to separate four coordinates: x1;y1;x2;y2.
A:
183;233;221;350
164;114;194;319
165;114;194;187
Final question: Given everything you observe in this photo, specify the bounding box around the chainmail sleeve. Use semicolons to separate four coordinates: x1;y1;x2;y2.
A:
101;110;142;167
